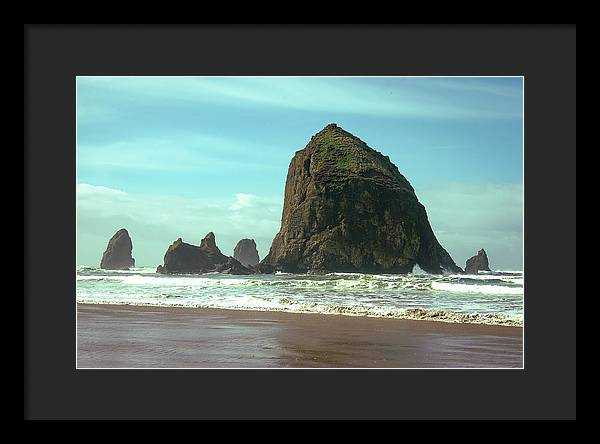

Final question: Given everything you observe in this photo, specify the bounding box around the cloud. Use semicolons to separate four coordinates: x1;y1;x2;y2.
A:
77;77;522;121
230;193;257;210
77;135;285;173
77;183;127;198
422;78;523;98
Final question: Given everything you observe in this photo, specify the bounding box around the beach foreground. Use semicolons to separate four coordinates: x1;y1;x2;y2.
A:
77;304;523;368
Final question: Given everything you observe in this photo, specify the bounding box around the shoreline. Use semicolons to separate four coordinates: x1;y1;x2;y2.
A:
76;300;522;327
77;303;523;368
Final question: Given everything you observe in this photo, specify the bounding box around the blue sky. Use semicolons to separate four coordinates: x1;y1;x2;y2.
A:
77;76;523;270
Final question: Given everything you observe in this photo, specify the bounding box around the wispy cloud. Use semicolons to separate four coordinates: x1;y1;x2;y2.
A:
425;144;467;151
230;193;257;210
77;76;522;121
420;78;523;98
77;134;286;173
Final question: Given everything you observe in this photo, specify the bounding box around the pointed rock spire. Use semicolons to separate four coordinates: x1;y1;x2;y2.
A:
233;238;260;267
465;249;491;274
100;228;135;270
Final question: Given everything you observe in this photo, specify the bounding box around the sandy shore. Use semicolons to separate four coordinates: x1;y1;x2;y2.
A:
77;304;523;368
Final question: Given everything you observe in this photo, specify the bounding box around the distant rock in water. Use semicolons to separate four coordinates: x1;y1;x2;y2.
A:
260;123;463;274
157;238;213;274
215;257;254;275
157;232;253;275
100;228;135;270
465;249;491;274
233;238;260;267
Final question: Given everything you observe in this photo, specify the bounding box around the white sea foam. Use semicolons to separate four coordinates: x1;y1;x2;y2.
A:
76;267;524;326
431;281;523;295
411;264;428;275
76;266;157;274
76;298;522;327
77;275;111;281
448;273;524;286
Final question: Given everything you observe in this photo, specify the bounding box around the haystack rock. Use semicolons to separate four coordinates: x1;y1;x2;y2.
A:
100;228;135;270
233;238;260;267
260;124;463;274
465;249;491;274
157;232;253;275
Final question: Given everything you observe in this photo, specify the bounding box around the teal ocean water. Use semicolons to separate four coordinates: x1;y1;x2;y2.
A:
76;266;523;326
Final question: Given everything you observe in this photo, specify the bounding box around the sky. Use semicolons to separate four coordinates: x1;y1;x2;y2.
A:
77;76;523;270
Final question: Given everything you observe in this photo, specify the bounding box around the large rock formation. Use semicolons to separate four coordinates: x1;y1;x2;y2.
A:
465;249;491;274
100;228;135;270
260;124;463;274
157;232;253;275
233;238;260;267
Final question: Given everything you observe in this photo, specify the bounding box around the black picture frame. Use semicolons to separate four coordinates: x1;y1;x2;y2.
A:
24;24;576;420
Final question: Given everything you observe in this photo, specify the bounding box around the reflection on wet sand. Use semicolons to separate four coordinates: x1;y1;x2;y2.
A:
77;304;523;368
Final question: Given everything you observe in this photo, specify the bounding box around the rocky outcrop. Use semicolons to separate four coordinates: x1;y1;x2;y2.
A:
215;257;254;275
198;232;228;264
260;124;463;275
233;238;260;267
100;228;135;270
254;262;275;274
157;232;253;275
465;249;491;274
157;238;214;274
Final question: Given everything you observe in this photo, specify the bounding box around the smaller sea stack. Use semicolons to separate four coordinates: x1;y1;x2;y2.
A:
233;239;260;267
465;249;491;274
100;228;135;270
157;232;253;275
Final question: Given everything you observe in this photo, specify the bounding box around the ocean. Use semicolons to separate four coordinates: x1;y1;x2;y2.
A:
76;266;523;327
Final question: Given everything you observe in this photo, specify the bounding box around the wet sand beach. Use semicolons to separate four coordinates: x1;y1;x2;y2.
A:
77;303;523;368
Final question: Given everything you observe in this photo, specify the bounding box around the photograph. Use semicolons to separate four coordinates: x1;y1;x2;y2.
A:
75;76;524;369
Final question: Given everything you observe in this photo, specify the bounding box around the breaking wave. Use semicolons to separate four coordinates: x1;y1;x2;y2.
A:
76;267;523;326
431;281;523;295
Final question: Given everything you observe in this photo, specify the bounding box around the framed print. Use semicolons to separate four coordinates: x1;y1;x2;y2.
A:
25;24;576;420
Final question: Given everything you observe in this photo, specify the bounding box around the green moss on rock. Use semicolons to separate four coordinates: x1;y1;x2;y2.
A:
261;124;463;275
